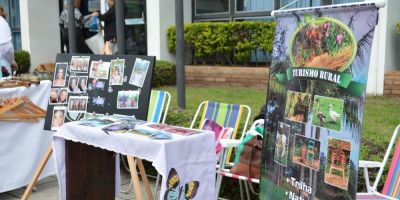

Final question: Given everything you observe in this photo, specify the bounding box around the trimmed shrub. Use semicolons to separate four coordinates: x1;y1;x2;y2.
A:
152;60;176;87
14;50;31;74
167;21;276;66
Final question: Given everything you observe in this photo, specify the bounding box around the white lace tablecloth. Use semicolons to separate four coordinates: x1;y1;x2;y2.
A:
0;80;56;193
52;122;216;200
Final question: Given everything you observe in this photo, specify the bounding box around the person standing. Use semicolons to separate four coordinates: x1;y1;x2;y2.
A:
0;5;17;76
59;1;89;53
91;0;117;54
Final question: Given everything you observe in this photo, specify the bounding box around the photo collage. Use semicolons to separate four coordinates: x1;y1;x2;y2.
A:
49;57;151;131
273;90;349;190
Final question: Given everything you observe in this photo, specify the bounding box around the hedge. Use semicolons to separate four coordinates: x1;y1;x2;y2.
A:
167;21;276;66
152;60;176;87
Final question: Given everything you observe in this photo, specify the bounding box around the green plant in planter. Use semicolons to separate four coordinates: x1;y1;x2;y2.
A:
14;50;31;74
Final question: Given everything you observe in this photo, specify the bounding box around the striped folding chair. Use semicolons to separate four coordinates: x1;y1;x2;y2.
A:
357;124;400;200
122;90;171;198
190;101;252;163
216;119;264;200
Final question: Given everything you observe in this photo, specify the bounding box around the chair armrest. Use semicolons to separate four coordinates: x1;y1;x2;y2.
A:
220;139;241;148
359;160;382;168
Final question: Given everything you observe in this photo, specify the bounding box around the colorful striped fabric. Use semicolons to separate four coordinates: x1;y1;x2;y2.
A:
198;101;243;140
147;90;167;123
356;194;387;200
382;137;400;199
198;101;244;161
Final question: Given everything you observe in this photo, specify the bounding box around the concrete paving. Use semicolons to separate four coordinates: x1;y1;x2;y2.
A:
0;171;160;200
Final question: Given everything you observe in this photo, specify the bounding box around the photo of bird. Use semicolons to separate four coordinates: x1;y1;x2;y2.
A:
328;104;340;123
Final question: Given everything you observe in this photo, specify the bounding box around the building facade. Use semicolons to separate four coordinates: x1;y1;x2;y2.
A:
2;0;399;94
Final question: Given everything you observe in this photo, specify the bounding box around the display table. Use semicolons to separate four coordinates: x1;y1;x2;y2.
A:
52;122;216;200
0;80;56;193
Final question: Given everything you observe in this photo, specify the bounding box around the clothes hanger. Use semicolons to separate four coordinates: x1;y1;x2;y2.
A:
0;96;46;122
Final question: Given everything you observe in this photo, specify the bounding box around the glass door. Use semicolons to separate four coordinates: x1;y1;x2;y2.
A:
125;0;147;55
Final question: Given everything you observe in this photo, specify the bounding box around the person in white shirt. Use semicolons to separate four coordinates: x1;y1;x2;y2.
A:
0;5;17;76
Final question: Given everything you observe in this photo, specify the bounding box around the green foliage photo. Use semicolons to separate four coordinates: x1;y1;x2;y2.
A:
167;21;276;65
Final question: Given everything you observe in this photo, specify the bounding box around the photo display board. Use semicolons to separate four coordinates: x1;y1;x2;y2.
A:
260;4;378;200
44;54;155;131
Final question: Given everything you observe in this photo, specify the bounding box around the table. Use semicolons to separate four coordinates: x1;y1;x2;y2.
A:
52;122;216;200
0;80;56;193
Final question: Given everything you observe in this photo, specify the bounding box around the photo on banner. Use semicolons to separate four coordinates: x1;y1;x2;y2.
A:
89;60;110;80
260;3;379;200
53;63;68;87
51;106;66;131
109;59;125;85
129;58;149;88
117;90;140;109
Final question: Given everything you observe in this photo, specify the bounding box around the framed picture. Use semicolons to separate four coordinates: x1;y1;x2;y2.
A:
117;90;140;109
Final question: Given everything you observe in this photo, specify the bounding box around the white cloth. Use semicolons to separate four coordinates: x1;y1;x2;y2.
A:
0;17;12;44
52;122;216;200
0;80;57;193
0;16;14;70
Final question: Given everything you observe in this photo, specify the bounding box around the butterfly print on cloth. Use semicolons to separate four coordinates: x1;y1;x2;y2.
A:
164;168;200;200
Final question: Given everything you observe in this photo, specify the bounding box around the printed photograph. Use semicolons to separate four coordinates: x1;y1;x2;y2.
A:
89;79;106;90
53;63;68;87
324;137;351;190
58;88;68;104
89;60;110;80
49;88;59;104
109;59;125;85
147;123;200;136
69;56;80;71
292;134;321;171
68;76;79;93
68;96;88;113
80;56;90;72
51;106;66;131
274;122;290;166
289;18;356;71
312;95;344;131
129;58;150;88
78;76;88;92
117;90;139;109
84;112;105;119
284;91;311;123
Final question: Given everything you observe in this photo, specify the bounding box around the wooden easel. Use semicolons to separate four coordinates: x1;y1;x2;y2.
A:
22;147;154;200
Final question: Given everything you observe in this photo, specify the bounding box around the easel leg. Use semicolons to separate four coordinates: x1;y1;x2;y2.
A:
137;158;154;200
21;145;53;200
127;156;144;200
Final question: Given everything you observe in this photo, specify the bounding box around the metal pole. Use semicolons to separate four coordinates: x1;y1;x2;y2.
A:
115;0;126;54
68;0;77;53
175;0;186;109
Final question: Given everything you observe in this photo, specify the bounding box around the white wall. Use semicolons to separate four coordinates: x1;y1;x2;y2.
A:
384;0;400;71
20;0;60;72
146;0;192;62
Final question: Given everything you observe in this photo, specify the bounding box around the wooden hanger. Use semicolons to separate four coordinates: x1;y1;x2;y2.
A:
0;96;46;122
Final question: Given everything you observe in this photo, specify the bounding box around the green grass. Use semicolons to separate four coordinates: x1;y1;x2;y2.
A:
159;85;267;122
159;86;400;161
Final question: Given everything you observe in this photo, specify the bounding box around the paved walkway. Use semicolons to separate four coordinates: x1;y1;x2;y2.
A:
0;171;160;200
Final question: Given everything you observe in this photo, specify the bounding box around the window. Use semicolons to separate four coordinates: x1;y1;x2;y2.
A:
196;0;229;14
0;0;21;50
236;0;274;12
